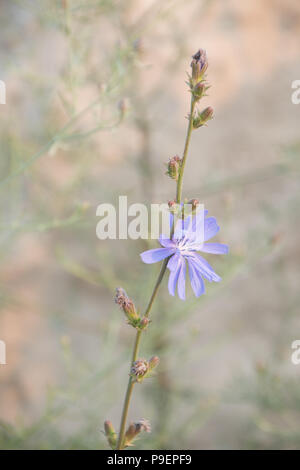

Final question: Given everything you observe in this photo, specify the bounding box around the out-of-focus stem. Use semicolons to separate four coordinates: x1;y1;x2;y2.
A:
116;94;195;450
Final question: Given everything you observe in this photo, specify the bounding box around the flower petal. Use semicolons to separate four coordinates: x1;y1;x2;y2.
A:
173;218;185;241
159;234;175;248
189;253;221;282
140;247;175;264
200;243;229;255
190;209;207;237
177;258;186;300
204;217;220;241
169;212;174;229
187;257;205;297
167;253;182;296
167;251;181;271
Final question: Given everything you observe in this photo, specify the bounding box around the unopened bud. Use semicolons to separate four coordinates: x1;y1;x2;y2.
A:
192;81;206;101
188;198;199;211
190;49;208;86
104;420;117;449
124;419;151;447
139;317;149;330
148;355;160;372
168;199;179;215
115;287;139;324
166;155;182;181
193;106;213;128
124;423;137;445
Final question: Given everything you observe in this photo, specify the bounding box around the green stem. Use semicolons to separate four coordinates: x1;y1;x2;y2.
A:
116;95;195;451
176;98;195;204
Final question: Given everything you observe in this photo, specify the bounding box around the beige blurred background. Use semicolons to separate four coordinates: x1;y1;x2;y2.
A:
0;0;300;449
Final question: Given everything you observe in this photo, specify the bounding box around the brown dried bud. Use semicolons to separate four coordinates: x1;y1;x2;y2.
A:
131;356;159;383
131;359;149;380
104;420;117;449
137;418;151;433
115;287;139;323
166;155;182;181
190;49;208;86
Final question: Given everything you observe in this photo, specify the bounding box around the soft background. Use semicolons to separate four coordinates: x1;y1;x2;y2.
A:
0;0;300;449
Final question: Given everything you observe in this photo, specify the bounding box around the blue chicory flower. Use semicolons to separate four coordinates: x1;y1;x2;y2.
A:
140;210;228;300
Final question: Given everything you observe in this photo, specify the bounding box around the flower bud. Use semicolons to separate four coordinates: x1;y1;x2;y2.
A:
115;287;139;325
139;317;149;330
193;106;214;128
192;81;206;101
148;355;160;372
124;419;151;447
188;198;199;210
166;155;182;181
104;420;117;449
190;49;208;86
124;423;137;446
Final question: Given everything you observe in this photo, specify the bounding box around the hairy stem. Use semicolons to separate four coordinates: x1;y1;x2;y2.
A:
116;96;195;450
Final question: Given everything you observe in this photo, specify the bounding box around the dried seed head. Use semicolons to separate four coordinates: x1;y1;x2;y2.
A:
131;359;149;378
136;419;151;433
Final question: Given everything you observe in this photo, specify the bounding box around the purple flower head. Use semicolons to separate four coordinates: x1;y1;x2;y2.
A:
140;209;228;300
191;49;207;71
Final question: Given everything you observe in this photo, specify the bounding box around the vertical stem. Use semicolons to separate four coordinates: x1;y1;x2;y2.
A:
116;260;168;450
116;95;195;450
176;98;195;204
